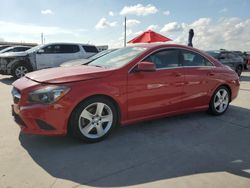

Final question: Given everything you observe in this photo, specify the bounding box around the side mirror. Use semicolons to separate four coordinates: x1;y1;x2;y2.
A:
37;49;45;54
137;61;156;72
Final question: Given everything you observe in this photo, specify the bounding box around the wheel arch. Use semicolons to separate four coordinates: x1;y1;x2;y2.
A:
67;94;122;133
10;60;33;74
216;84;232;102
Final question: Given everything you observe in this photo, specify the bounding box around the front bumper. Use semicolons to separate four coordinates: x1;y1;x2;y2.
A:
12;102;68;136
0;58;11;74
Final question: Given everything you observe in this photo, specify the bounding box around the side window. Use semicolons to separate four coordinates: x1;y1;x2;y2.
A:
82;45;99;53
59;45;80;53
228;53;236;59
42;45;80;54
43;45;55;53
220;53;227;59
143;49;180;69
182;50;213;67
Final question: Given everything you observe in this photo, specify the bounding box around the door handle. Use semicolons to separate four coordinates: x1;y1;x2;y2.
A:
207;72;215;76
173;72;182;77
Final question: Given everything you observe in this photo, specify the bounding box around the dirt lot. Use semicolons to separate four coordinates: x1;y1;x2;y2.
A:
0;72;250;188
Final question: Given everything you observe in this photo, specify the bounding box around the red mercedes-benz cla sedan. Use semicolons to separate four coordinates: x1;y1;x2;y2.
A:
12;44;240;142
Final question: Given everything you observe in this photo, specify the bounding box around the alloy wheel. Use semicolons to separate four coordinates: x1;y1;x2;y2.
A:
15;66;28;78
213;88;229;113
78;102;113;139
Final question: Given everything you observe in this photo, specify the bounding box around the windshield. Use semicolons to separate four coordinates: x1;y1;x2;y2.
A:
26;44;44;53
88;47;147;68
0;46;14;53
89;49;115;61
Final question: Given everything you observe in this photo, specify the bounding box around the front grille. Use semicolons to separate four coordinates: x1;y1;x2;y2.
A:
11;87;21;104
36;119;55;130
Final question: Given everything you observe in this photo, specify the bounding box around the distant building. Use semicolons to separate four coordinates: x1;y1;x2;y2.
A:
0;41;37;47
96;45;108;52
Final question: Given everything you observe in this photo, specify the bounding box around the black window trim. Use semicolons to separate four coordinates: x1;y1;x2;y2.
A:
129;47;216;74
41;44;80;54
181;49;215;68
142;48;182;70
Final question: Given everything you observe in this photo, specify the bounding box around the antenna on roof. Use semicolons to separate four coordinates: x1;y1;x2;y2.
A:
188;29;194;47
41;33;44;44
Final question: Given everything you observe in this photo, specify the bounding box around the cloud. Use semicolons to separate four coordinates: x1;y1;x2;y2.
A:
146;24;159;31
0;20;87;43
163;10;170;16
126;29;133;36
169;17;250;51
219;8;228;13
120;4;158;16
134;30;143;36
124;19;141;27
41;9;54;15
95;18;117;30
160;22;183;33
109;11;114;16
190;18;211;28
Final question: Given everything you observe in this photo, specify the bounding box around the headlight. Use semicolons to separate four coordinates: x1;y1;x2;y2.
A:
28;86;70;104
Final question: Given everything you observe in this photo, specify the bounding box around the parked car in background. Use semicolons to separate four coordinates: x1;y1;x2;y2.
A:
0;45;11;51
233;51;248;70
244;52;250;69
206;50;244;76
60;49;117;67
0;43;98;79
12;44;240;142
0;46;31;54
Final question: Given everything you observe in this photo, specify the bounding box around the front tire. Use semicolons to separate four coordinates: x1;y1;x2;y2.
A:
69;97;118;142
209;86;230;115
11;63;31;79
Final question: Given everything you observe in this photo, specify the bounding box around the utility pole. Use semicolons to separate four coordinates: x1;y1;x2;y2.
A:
124;16;126;47
41;33;44;44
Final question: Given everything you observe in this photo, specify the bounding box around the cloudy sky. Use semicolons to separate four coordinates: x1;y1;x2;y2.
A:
0;0;250;51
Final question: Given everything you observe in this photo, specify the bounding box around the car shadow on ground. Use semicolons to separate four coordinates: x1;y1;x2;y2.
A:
19;105;250;187
0;76;15;85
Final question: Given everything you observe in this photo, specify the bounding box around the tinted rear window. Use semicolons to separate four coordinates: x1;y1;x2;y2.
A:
59;45;80;53
43;44;80;53
82;45;98;53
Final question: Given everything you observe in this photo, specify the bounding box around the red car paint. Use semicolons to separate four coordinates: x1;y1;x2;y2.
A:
12;44;240;136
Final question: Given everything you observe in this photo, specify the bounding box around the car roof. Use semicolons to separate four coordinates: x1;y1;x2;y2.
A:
44;42;96;47
130;43;202;51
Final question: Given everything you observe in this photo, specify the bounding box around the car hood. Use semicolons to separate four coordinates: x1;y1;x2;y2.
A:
60;59;90;67
25;65;112;84
0;51;28;58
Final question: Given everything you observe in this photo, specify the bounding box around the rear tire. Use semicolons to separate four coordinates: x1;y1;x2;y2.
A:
69;97;118;143
235;65;243;77
208;86;230;116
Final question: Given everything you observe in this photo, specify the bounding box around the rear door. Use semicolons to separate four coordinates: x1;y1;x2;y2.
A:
180;49;217;109
52;44;81;66
127;49;185;120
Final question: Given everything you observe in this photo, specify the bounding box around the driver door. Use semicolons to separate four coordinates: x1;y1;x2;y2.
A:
36;45;56;70
127;49;185;120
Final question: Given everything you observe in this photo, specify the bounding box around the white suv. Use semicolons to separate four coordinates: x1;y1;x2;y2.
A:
0;43;98;78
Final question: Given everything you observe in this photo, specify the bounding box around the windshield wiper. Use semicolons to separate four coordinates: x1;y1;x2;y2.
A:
89;64;106;68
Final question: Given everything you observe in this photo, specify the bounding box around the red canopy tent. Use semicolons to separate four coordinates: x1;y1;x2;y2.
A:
128;30;171;44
